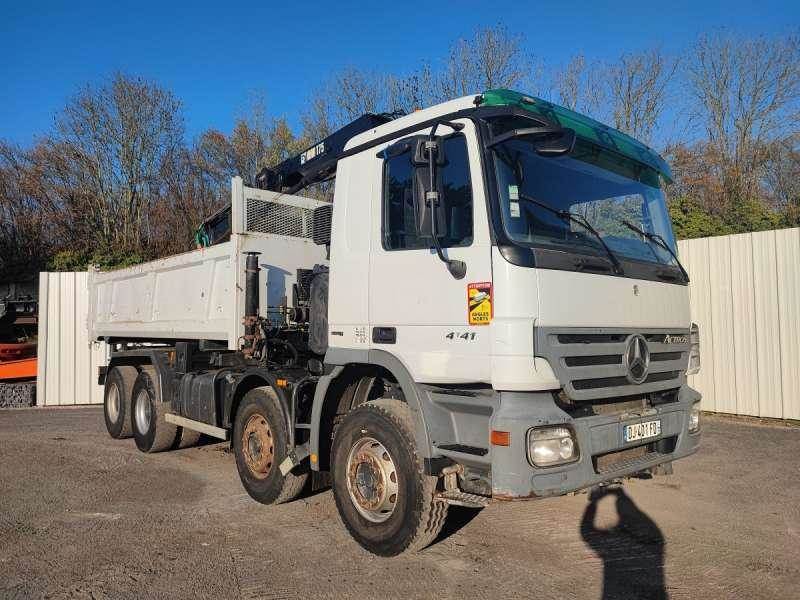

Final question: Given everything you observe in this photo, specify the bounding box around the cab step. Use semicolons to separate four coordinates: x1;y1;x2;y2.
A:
436;489;491;508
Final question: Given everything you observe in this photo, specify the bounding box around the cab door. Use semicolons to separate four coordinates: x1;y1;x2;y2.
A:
368;119;493;384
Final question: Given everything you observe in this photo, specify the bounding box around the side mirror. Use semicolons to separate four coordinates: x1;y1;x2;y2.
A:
413;166;446;239
533;128;576;156
410;130;466;280
487;126;576;156
412;137;447;239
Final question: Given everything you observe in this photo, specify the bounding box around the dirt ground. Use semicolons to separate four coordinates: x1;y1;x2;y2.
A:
1;407;798;600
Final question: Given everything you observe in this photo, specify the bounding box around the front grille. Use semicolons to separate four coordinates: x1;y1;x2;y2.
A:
590;396;648;416
651;351;682;361
564;354;621;367
572;370;682;391
536;327;690;401
557;333;627;344
556;390;678;417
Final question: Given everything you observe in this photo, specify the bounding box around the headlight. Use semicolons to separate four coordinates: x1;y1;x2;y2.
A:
689;402;701;433
687;322;700;375
527;426;579;467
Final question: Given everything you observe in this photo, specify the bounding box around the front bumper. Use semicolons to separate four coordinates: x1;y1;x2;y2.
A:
489;385;701;499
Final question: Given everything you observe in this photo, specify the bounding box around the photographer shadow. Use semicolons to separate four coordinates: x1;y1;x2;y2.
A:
580;487;667;600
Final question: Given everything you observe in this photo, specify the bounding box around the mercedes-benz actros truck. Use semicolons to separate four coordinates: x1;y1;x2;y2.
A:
89;89;702;556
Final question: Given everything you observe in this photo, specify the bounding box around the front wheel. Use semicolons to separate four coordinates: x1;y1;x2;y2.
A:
331;399;447;556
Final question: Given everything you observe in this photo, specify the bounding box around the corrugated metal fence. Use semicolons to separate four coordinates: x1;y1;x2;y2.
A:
678;227;800;420
36;272;106;406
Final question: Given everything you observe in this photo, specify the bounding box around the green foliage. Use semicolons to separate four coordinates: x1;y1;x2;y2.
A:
725;197;782;234
48;249;145;272
668;195;788;240
668;197;731;239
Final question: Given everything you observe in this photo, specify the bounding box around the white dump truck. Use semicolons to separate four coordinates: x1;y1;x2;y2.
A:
90;89;701;556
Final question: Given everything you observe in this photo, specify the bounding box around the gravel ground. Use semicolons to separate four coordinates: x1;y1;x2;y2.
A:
1;406;798;600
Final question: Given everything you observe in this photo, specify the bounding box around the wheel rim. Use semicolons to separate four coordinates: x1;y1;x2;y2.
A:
345;437;399;523
107;384;120;422
134;390;152;434
242;414;274;479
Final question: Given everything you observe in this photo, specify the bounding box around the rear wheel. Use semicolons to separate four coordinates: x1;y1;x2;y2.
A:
176;427;202;448
131;368;178;453
331;399;447;556
103;366;137;439
233;387;308;504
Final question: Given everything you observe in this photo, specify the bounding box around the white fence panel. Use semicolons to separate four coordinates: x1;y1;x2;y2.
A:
36;272;106;406
679;227;800;420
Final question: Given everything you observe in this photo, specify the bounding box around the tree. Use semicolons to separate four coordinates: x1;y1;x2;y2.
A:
668;196;731;239
0;143;50;280
687;31;800;204
33;73;185;257
552;54;605;116
438;25;536;99
606;48;677;143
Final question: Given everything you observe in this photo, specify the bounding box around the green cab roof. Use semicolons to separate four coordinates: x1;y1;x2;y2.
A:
481;89;673;183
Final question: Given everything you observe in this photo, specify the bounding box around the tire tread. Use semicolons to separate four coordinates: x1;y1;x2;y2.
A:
333;398;447;555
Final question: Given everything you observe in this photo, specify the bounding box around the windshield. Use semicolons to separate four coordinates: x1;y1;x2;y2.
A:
490;126;678;268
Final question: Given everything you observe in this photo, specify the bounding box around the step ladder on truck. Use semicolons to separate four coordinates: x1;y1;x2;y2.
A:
88;89;702;556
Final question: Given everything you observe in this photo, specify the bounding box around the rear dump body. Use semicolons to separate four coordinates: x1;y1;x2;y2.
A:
88;181;328;349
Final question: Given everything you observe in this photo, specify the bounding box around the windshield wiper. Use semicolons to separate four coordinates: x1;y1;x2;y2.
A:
621;220;689;282
517;193;624;275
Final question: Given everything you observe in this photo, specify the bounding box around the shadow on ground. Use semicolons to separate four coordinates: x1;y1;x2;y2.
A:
580;487;667;600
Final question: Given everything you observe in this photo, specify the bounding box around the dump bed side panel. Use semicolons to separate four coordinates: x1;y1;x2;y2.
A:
88;242;236;344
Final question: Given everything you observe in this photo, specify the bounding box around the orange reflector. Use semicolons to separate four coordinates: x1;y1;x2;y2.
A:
310;453;318;463
490;430;511;446
276;378;288;388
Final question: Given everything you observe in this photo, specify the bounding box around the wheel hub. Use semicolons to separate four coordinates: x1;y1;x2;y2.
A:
242;414;274;479
134;390;151;433
107;384;120;421
346;437;398;523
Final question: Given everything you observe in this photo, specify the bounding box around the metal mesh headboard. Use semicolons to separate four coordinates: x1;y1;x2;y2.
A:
245;196;314;238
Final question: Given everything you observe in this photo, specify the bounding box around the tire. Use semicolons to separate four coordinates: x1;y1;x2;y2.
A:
331;398;447;556
233;387;308;505
176;427;202;449
131;368;179;453
103;366;137;439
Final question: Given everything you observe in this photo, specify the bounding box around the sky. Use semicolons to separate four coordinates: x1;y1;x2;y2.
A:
1;0;797;146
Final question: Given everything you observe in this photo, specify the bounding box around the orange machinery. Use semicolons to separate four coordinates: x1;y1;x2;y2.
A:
0;344;37;380
0;299;38;384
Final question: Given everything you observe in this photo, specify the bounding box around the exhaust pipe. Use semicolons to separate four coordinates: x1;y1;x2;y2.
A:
242;252;261;357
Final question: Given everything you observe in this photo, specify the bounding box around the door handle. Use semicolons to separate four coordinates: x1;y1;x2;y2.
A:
372;327;396;344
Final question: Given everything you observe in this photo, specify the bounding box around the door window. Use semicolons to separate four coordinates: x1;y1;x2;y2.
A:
382;134;473;250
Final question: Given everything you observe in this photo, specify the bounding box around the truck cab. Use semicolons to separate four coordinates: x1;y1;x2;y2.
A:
93;89;701;557
323;89;700;501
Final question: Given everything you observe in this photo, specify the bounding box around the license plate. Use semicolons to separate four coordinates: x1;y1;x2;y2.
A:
624;419;661;443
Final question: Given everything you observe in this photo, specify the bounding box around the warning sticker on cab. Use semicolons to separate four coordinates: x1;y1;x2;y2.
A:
467;282;493;325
